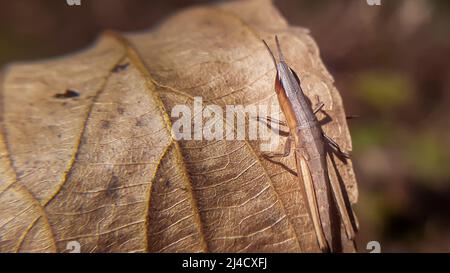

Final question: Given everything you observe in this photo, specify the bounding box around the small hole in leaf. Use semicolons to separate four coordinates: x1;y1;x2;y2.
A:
54;89;80;99
111;62;130;73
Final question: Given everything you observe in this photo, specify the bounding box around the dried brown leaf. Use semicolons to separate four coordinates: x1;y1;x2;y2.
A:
0;0;357;253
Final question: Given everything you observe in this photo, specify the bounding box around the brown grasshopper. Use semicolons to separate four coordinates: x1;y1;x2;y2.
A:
262;36;357;252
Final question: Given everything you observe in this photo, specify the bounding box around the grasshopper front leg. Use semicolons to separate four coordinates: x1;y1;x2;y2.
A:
263;135;292;158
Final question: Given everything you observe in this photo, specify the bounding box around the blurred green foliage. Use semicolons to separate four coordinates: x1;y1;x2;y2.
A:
353;72;414;113
406;132;450;184
351;121;394;152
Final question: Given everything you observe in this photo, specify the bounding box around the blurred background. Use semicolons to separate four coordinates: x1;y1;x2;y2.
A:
1;0;449;252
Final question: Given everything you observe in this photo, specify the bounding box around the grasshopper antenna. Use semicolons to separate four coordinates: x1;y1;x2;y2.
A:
275;35;286;62
262;39;277;68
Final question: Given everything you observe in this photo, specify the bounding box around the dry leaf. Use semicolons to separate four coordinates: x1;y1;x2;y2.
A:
0;0;358;253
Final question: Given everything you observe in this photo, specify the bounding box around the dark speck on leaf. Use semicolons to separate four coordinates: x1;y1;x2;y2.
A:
80;136;88;145
117;106;125;115
107;175;120;198
101;120;111;129
112;62;130;73
54;89;80;99
135;118;144;127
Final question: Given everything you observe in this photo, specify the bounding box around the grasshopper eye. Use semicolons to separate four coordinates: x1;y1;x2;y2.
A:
289;67;301;85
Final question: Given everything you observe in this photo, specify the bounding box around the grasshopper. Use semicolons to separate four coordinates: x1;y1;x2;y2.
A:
262;36;357;252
